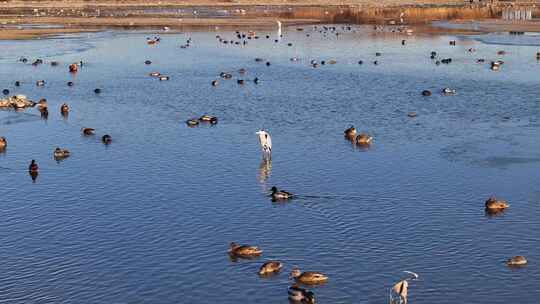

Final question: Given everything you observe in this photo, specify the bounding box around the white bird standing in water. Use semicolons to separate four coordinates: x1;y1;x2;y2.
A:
256;130;272;156
276;20;282;39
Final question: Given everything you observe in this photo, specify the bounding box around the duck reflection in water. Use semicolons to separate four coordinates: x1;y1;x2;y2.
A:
29;171;38;183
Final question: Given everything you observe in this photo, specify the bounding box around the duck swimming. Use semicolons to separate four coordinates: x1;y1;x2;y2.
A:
199;115;218;124
507;256;527;266
69;63;78;73
344;125;357;139
258;261;283;275
37;98;48;110
186;119;199;127
485;196;509;211
36;80;45;86
53;147;70;159
28;160;39;173
390;271;419;304
229;242;262;257
356;133;373;145
82;128;95;135
442;88;456;95
60;103;69;115
288;285;316;303
290;267;328;285
102;135;112;144
0;137;6;150
271;186;293;200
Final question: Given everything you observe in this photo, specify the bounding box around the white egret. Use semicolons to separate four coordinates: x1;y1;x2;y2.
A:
256;130;272;156
276;20;282;38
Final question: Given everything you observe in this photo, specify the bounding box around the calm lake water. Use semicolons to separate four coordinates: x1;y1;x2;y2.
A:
1;25;540;303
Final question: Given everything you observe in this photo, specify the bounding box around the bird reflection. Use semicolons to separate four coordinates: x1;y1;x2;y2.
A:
485;208;507;218
258;157;272;184
29;171;38;182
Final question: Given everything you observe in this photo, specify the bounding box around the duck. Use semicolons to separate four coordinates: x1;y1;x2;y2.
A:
28;160;39;173
0;137;6;149
149;72;161;77
485;196;509;210
507;256;527;266
491;61;503;71
67;81;74;87
36;80;45;86
253;77;260;84
288;285;316;303
220;72;232;79
186;119;199;127
344;125;357;139
537;52;540;60
102;135;112;144
2;89;9;95
356;133;373;145
290;267;328;285
390;272;419;304
82;128;95;135
497;50;506;55
237;79;245;85
442;88;456;95
94;88;102;94
258;261;283;275
37;98;48;110
158;76;170;81
69;63;78;73
229;242;262;257
60;103;69;114
271;186;293;200
408;112;417;118
391;280;409;304
144;60;152;65
53;147;70;159
199;115;217;123
211;80;219;86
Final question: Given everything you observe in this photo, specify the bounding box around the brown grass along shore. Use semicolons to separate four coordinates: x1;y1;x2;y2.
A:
0;0;539;39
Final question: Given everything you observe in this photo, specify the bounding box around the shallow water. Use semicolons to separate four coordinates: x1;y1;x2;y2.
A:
1;26;540;303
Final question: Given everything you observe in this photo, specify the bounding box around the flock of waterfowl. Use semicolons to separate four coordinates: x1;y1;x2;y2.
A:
0;61;112;181
1;23;537;303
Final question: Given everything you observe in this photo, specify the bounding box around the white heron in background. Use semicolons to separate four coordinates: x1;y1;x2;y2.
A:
389;271;419;304
276;20;282;38
256;130;272;157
